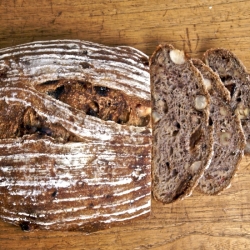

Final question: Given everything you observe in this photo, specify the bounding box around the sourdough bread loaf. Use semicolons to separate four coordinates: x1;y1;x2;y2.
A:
204;48;250;154
150;44;213;204
192;59;245;195
0;40;151;232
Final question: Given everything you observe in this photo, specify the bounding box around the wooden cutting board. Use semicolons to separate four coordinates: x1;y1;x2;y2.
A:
1;1;250;249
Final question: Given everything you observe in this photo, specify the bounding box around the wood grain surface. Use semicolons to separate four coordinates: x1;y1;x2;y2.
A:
1;0;250;249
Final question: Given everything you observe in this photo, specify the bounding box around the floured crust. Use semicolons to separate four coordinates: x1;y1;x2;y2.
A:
150;44;213;204
192;59;246;195
0;40;151;232
204;48;250;155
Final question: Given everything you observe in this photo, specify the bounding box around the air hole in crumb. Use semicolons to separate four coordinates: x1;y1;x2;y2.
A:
209;117;213;126
190;126;203;150
172;121;180;136
178;82;184;88
172;169;178;177
224;83;235;97
169;147;173;156
163;101;168;113
173;130;179;136
237;97;241;102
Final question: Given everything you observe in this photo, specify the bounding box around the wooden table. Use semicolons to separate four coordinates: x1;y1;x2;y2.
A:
1;1;250;249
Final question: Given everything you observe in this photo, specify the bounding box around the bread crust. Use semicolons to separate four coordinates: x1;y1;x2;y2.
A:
150;44;213;204
192;59;246;195
0;40;151;232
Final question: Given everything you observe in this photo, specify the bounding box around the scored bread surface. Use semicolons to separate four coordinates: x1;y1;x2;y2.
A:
204;48;250;155
192;59;245;195
150;44;213;204
0;40;151;232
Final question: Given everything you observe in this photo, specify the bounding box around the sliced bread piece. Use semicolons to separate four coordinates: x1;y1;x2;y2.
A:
204;48;250;154
192;59;245;195
150;44;213;204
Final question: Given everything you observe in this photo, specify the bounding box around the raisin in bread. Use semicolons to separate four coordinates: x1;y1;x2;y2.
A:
204;48;250;154
150;44;213;204
192;59;245;195
0;40;151;232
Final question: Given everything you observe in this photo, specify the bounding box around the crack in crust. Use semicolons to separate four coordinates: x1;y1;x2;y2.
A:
36;79;151;127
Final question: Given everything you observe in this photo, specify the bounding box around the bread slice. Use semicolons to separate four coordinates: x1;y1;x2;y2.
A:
150;44;213;204
0;40;151;232
204;48;250;154
192;59;245;195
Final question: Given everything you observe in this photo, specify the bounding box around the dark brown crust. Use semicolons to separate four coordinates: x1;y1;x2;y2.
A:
192;59;245;195
150;44;213;204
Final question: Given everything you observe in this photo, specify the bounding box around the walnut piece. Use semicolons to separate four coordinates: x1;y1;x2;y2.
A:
203;78;212;91
220;132;231;146
220;106;228;116
169;49;186;65
235;105;249;119
152;111;162;123
190;161;202;174
195;95;208;110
